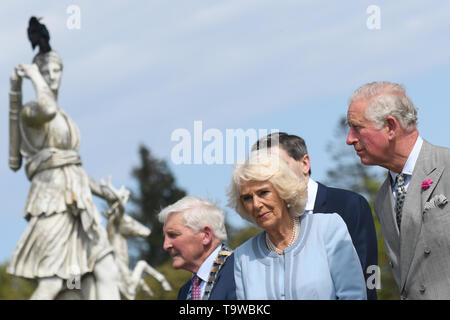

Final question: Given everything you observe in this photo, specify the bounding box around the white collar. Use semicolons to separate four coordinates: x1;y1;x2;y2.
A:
195;244;221;282
304;177;318;212
390;136;423;181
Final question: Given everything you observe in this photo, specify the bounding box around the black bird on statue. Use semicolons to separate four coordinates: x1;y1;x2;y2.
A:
27;16;51;54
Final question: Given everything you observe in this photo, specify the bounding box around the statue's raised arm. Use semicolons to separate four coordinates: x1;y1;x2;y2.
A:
17;60;58;126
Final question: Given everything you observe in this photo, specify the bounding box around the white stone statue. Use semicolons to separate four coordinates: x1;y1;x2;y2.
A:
101;178;172;299
8;17;171;300
7;50;122;300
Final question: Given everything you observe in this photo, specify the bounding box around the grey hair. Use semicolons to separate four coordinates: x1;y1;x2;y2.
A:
32;50;64;70
349;81;418;131
227;150;307;225
158;196;227;242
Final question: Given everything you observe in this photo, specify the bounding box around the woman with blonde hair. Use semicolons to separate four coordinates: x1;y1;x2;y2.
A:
228;151;366;299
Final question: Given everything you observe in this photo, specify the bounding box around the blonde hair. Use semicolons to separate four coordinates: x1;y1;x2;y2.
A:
227;151;307;224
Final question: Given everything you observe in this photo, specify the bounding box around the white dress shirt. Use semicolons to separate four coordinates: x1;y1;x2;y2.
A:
193;244;221;298
304;178;318;215
389;136;423;200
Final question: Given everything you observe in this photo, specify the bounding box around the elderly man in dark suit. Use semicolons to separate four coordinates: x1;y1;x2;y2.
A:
347;81;450;299
158;196;236;300
253;133;378;300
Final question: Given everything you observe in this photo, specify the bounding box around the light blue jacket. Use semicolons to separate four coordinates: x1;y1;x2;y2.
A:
234;213;367;300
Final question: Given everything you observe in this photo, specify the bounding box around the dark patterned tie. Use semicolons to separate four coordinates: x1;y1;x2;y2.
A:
190;275;202;300
395;173;407;230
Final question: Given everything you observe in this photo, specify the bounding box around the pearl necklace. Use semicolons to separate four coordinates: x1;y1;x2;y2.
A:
265;217;300;255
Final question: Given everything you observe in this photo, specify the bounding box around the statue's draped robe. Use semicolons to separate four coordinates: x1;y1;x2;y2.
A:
8;108;112;279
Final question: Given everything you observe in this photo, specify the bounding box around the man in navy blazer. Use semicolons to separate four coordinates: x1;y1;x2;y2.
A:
253;133;378;300
177;254;235;300
158;196;236;300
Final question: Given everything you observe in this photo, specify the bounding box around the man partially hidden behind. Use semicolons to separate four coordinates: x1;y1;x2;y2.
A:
253;133;378;300
347;81;450;299
159;196;236;300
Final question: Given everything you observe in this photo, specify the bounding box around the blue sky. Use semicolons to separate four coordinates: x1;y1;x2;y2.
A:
2;1;450;263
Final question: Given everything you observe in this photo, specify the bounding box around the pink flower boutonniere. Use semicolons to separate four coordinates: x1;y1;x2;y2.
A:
421;179;434;191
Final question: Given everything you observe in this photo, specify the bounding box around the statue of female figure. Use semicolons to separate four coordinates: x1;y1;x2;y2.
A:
8;50;120;300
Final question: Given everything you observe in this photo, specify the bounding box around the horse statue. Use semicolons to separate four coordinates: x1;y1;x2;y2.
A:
101;177;172;299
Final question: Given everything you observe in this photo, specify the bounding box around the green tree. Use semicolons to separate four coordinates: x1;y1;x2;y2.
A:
228;224;261;249
325;116;399;300
129;145;186;267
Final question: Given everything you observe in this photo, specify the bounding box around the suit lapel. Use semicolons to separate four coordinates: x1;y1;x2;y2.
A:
313;182;327;212
181;278;193;300
399;140;443;290
375;176;400;256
